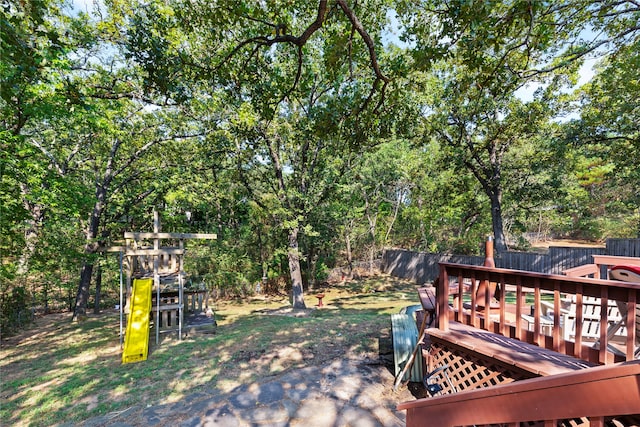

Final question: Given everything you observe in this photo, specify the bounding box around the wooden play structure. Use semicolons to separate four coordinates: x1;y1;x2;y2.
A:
111;211;216;361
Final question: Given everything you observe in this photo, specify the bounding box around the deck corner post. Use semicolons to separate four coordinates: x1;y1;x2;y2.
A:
438;264;449;331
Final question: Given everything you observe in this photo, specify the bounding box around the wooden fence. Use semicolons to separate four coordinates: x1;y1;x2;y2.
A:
608;238;640;257
381;238;640;284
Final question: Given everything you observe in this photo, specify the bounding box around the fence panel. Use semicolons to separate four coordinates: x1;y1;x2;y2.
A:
607;238;640;257
547;247;606;274
382;249;483;284
382;249;423;283
381;239;640;284
495;251;551;273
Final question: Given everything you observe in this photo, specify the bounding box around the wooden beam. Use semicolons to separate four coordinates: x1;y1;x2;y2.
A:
124;232;217;240
124;248;185;256
427;323;594;377
592;254;640;268
400;360;640;426
563;263;599;278
104;245;188;254
104;246;127;253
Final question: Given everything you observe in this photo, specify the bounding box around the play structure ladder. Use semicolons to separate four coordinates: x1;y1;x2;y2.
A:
122;278;153;364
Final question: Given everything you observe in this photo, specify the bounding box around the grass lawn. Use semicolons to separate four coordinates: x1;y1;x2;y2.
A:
0;275;420;427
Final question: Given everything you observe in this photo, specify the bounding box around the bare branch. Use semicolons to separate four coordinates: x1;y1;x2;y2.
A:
278;45;304;105
110;166;158;195
90;85;173;106
112;132;205;179
29;138;65;175
214;0;389;110
336;0;389;84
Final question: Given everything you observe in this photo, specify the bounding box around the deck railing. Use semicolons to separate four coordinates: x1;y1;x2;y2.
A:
398;359;640;427
436;263;639;364
399;264;640;426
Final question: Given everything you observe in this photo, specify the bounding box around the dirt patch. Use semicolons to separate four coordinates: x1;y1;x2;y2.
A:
529;239;605;249
1;275;422;427
1;311;70;346
254;307;316;317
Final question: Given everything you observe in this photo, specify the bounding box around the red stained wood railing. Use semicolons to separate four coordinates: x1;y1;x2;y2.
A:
435;263;639;364
399;261;640;426
398;360;640;427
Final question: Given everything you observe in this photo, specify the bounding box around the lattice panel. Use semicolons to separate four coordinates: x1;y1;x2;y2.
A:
426;339;535;394
423;340;640;426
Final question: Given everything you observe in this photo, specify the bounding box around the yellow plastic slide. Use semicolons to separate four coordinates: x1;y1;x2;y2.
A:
122;278;153;364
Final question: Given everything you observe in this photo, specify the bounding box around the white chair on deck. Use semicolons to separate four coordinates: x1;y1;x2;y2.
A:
561;296;625;343
562;265;630;355
608;265;640;358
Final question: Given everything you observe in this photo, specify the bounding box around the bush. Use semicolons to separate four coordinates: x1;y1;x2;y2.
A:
1;285;33;335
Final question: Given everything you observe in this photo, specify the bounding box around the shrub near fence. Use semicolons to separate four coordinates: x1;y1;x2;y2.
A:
382;238;640;284
326;260;382;282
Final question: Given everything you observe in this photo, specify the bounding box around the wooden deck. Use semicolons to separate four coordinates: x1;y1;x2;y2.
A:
398;360;640;427
400;261;640;426
428;322;594;376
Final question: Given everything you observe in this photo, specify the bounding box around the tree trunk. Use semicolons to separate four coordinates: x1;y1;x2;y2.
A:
364;197;378;275
73;262;94;320
94;264;102;314
17;184;45;275
43;286;49;314
308;246;316;292
73;191;106;320
383;186;404;245
369;245;376;274
345;229;353;277
288;227;306;309
489;189;508;253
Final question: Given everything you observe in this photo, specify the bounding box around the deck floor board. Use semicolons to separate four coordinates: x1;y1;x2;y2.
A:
428;322;596;376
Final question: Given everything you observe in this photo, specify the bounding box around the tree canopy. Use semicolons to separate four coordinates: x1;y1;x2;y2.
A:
2;0;638;326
